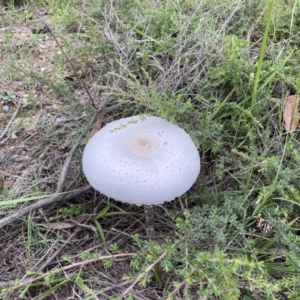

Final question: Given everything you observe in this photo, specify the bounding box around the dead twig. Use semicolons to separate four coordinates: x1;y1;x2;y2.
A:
119;251;167;299
0;252;136;295
0;185;92;228
166;268;197;300
56;99;109;192
0;100;107;228
0;96;22;142
33;237;62;270
38;215;92;271
0;132;37;165
29;0;97;109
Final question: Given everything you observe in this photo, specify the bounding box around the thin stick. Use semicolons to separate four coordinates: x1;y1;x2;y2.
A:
119;251;167;299
28;0;106;109
0;96;21;142
0;252;136;295
56;99;109;192
38;220;89;271
0;185;92;228
0;96;109;228
166;268;197;300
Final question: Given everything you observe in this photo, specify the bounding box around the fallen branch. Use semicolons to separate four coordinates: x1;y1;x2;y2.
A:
0;96;109;229
0;185;92;228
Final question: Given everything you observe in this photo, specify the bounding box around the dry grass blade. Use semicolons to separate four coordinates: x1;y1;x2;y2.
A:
41;215;90;229
40;221;76;229
38;215;92;271
283;95;300;133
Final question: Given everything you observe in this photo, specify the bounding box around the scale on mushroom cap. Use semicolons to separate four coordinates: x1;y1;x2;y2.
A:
82;115;200;206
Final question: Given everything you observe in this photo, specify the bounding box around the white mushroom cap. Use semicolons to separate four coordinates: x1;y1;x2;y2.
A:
82;115;200;206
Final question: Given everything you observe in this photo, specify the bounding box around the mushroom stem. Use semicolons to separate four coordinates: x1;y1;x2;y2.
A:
144;204;155;236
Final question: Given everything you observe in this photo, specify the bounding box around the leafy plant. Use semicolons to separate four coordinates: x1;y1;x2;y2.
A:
49;204;85;221
0;90;16;102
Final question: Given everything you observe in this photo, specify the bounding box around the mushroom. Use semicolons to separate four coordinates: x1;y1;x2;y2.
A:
82;115;200;206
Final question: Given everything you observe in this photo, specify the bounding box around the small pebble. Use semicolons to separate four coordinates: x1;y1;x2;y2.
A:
3;105;9;112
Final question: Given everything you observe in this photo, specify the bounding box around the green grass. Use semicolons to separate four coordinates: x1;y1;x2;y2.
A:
1;0;300;299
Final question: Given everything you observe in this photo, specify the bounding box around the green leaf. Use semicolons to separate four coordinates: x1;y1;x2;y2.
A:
75;276;98;298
